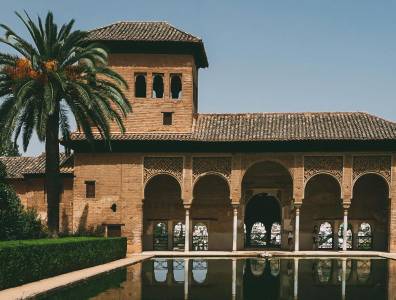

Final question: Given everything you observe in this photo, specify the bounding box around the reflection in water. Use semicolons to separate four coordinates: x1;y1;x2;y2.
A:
316;259;332;283
250;259;265;276
192;259;208;283
173;259;184;283
357;259;371;283
42;258;390;300
153;258;168;282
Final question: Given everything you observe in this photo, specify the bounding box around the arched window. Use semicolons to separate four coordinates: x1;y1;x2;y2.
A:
135;74;146;98
152;74;164;98
338;223;353;249
192;259;207;283
357;260;371;283
173;222;185;250
173;259;184;283
170;74;182;99
357;223;373;250
270;259;280;277
153;258;168;282
318;222;333;249
270;222;281;247
316;259;332;283
153;222;168;250
192;223;208;251
250;259;265;276
250;222;267;247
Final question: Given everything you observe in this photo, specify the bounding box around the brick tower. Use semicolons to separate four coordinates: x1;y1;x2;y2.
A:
87;21;208;133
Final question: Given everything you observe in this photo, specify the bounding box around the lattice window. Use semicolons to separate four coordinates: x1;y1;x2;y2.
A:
304;156;343;184
353;156;391;184
192;157;231;183
144;157;183;185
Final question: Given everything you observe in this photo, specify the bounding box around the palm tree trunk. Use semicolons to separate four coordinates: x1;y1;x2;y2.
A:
46;103;60;236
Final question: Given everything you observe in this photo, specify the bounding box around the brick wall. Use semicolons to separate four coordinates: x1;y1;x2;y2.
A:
101;53;197;133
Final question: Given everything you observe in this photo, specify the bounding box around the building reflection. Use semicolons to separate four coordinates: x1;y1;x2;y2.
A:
139;258;388;300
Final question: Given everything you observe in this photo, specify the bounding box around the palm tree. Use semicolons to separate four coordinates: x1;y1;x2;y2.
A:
0;12;131;235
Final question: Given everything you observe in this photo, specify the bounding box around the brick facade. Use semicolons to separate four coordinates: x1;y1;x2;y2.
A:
4;23;396;253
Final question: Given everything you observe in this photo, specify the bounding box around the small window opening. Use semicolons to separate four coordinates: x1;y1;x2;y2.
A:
111;203;117;212
162;112;173;125
170;74;182;99
135;74;146;98
85;181;95;198
107;225;121;237
152;74;164;98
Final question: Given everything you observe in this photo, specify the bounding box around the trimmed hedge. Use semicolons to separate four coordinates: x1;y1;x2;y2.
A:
0;237;127;290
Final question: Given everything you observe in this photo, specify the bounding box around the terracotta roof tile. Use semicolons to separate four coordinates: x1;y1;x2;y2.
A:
87;21;202;43
0;153;73;179
69;112;396;142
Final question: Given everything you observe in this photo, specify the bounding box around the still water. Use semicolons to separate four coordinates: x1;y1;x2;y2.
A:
39;257;391;300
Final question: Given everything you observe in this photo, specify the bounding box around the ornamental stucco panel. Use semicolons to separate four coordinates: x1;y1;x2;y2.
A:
192;157;232;183
304;156;343;184
352;156;391;184
143;157;183;185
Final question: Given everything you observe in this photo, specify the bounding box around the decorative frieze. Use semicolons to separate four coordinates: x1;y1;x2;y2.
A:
143;157;183;184
304;156;343;183
352;156;391;184
192;157;232;183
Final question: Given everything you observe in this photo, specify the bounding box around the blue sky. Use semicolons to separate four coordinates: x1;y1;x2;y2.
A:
1;1;396;156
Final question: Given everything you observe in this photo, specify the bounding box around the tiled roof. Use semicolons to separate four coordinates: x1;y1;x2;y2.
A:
87;21;202;43
0;153;73;179
69;112;396;142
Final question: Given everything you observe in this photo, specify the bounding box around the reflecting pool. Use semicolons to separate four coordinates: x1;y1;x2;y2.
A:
39;257;394;300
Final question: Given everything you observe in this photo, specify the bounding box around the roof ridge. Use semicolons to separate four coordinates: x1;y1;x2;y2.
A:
88;20;168;32
196;111;371;116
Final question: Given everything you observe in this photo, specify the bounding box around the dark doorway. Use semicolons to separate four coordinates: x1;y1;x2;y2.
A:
245;193;281;248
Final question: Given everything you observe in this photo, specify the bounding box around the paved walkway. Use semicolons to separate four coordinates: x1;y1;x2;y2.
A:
1;250;395;299
0;254;152;300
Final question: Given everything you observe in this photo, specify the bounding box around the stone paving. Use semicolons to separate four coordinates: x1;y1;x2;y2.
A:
1;250;396;299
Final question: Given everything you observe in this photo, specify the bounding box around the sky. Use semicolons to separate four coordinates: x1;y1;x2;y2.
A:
0;0;396;156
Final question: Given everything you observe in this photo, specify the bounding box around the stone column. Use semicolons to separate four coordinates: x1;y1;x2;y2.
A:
342;204;350;251
184;206;190;252
232;205;239;251
294;204;301;251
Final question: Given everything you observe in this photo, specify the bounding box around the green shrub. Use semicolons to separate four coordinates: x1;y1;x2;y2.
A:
0;237;127;290
0;162;46;240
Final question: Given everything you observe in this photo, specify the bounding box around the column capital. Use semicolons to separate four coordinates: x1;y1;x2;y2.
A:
184;204;191;210
232;203;240;209
342;203;351;210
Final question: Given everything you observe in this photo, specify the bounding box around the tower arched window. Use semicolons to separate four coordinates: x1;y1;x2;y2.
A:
170;74;182;99
152;74;164;98
135;74;146;98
